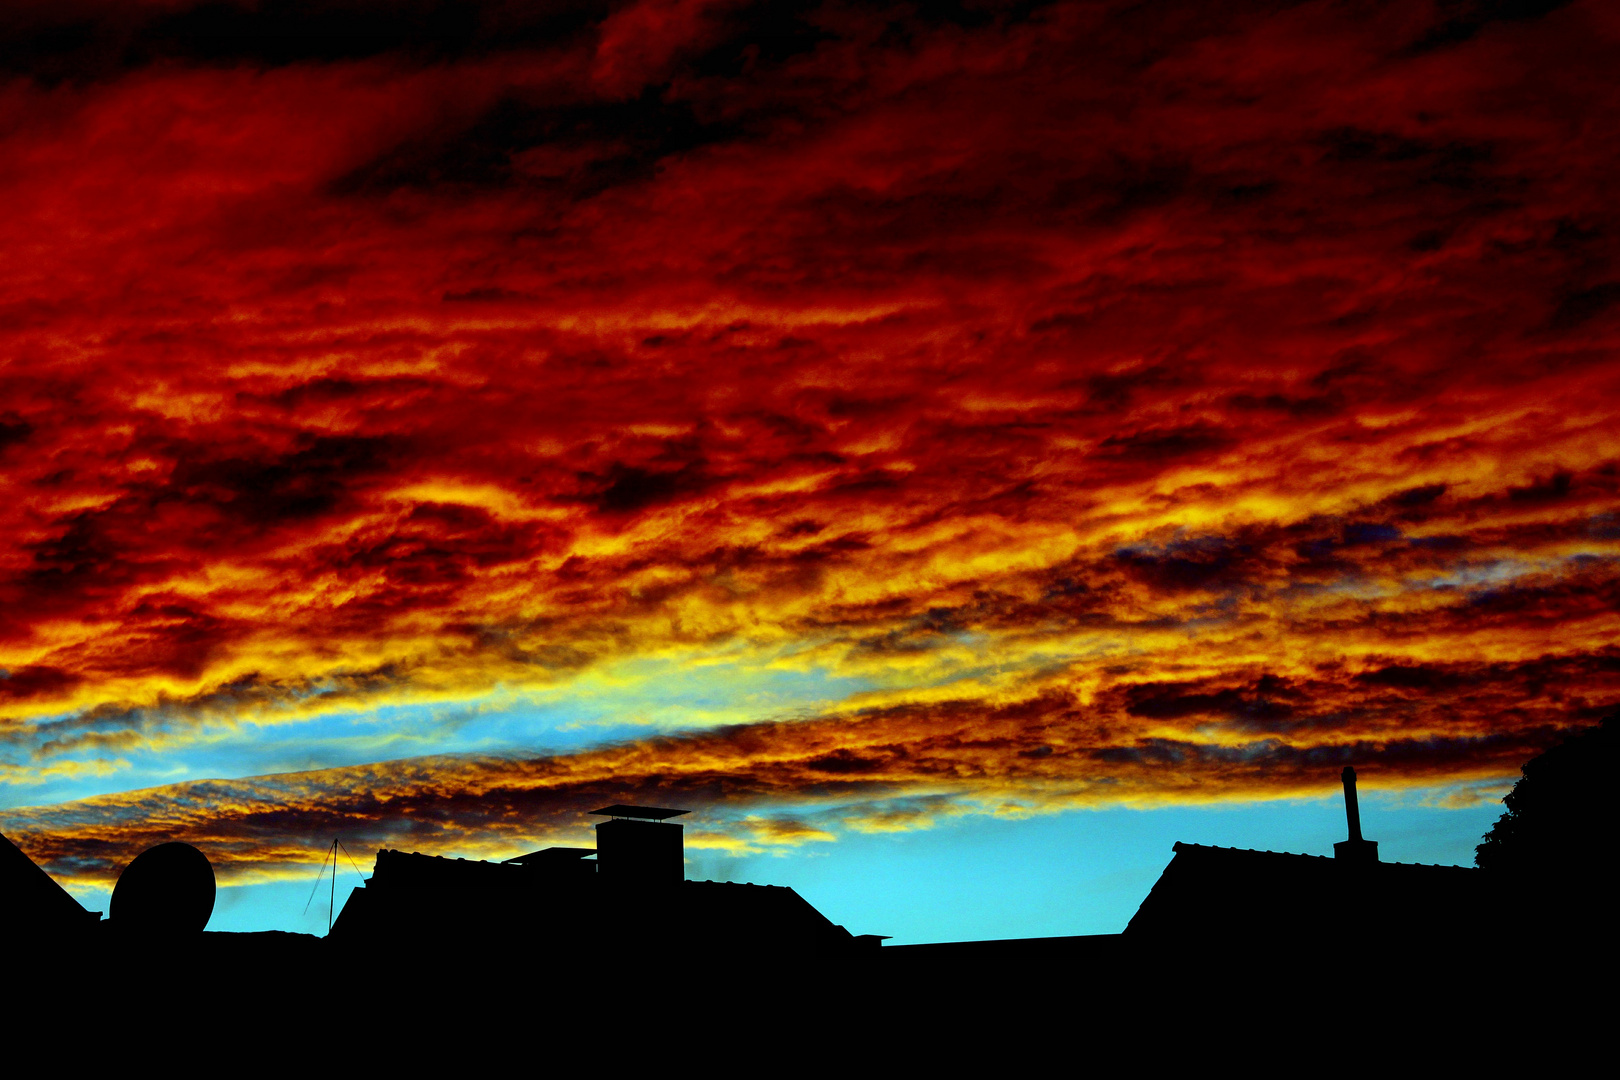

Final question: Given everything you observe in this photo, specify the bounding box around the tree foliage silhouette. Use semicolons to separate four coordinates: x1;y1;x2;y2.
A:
1476;713;1614;884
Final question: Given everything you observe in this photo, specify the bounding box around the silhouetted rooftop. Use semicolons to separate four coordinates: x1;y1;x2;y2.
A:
1125;841;1489;946
1165;841;1479;872
1;830;101;932
329;844;868;956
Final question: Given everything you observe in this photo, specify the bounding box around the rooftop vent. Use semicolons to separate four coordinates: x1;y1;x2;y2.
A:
1333;766;1380;863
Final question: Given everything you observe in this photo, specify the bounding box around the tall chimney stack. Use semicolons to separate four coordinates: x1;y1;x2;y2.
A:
1333;766;1379;862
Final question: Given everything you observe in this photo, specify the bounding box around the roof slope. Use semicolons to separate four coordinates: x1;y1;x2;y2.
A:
1;831;99;933
1125;842;1486;947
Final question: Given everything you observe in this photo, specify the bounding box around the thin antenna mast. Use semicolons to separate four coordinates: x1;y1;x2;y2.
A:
329;838;337;934
302;841;334;919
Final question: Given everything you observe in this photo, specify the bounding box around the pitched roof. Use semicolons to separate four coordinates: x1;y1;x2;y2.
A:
330;851;861;955
1;830;99;932
1125;842;1486;945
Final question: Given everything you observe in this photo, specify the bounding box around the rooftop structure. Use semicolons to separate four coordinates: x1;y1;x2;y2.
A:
590;805;688;820
1;830;101;935
328;804;879;959
1122;765;1490;950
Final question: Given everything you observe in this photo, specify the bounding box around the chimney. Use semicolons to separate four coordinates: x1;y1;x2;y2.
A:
1333;766;1379;863
591;805;688;886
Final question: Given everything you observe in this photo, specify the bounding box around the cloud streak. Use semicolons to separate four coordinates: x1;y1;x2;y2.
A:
8;644;1614;884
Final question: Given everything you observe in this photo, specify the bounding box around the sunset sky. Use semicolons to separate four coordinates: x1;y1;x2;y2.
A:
2;0;1616;942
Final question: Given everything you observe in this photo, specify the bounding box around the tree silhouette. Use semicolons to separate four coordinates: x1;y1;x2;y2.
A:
1476;713;1614;885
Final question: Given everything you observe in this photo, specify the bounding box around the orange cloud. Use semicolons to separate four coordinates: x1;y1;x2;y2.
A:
9;644;1613;886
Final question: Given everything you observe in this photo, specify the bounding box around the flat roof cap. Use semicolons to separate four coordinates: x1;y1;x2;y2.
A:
590;805;689;820
504;847;597;863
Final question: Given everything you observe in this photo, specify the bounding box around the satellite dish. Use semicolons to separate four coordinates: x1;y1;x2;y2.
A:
110;842;216;935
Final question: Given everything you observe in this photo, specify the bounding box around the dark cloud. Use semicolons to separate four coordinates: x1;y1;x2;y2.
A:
335;90;737;196
1227;392;1344;419
168;434;400;528
591;460;714;514
1381;484;1449;509
1356;663;1471;692
0;665;82;704
1320;128;1498;191
1409;0;1578;53
1115;538;1265;595
686;0;834;78
0;413;33;455
1095;424;1235;465
1508;470;1575;503
0;1;611;81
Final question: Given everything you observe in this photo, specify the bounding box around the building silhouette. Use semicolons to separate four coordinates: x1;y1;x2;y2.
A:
2;772;1501;958
328;804;883;961
1120;767;1490;950
2;766;1601;1065
0;830;101;936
